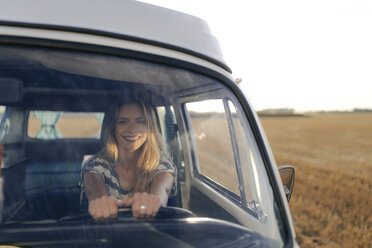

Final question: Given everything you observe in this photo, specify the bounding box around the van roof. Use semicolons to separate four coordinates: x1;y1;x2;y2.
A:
0;0;230;72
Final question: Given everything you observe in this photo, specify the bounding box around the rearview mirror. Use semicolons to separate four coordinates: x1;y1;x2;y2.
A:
0;78;23;105
279;165;295;202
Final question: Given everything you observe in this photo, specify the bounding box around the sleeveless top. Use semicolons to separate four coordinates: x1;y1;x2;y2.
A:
81;155;177;200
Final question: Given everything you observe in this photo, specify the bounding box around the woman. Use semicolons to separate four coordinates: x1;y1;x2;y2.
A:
81;94;176;220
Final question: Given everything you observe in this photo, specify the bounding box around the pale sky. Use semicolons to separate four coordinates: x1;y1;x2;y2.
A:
141;0;372;112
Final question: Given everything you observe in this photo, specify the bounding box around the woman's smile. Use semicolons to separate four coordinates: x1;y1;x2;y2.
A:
123;135;141;142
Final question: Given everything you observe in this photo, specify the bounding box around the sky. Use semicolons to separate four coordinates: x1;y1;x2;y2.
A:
141;0;372;112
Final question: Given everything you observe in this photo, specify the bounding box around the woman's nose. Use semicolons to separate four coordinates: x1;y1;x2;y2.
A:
127;122;138;133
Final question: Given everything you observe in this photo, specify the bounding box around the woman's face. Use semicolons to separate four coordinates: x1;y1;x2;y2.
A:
115;103;148;152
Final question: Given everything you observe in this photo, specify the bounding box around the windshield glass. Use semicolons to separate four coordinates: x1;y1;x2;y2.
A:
0;45;285;247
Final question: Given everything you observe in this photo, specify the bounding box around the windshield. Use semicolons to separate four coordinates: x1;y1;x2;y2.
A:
0;45;285;247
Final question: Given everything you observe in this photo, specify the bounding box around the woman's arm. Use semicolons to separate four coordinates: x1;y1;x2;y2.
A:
121;172;174;218
83;172;121;220
83;172;108;201
84;171;174;219
149;172;174;206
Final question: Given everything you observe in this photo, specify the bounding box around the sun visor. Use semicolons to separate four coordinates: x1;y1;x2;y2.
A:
0;78;23;105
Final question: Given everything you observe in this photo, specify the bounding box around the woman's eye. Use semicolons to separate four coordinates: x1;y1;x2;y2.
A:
118;120;128;125
137;120;146;124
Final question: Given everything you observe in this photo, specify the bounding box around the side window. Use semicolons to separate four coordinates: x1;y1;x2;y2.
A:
28;111;104;139
228;100;272;221
185;97;271;221
185;99;240;196
228;101;259;206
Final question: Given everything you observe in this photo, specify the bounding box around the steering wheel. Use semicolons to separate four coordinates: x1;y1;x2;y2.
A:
59;206;195;222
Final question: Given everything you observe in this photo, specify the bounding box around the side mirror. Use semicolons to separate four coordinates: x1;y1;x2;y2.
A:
278;165;295;202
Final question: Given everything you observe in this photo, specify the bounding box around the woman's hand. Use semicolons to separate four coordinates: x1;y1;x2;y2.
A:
88;193;161;220
119;172;173;218
84;172;172;220
88;195;122;220
120;192;161;218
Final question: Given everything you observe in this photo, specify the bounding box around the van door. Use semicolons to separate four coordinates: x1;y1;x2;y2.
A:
176;84;285;242
179;87;245;224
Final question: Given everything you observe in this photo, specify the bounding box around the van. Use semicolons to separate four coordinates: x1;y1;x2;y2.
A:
0;1;297;247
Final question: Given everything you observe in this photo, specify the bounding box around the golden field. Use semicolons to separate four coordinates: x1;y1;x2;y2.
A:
260;113;372;248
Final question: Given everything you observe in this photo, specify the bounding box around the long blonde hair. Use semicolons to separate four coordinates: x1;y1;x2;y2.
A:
99;93;168;193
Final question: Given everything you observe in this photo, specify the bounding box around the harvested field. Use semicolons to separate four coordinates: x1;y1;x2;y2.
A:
260;113;372;248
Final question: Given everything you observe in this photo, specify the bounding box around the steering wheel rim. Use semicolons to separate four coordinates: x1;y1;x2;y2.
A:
59;206;195;222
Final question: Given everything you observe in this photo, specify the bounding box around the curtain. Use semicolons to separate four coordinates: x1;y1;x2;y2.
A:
0;108;10;141
35;111;63;139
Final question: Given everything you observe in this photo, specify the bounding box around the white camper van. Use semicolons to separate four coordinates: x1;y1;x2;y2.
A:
0;1;297;247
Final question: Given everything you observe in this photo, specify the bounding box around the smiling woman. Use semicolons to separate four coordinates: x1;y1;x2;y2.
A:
81;94;177;219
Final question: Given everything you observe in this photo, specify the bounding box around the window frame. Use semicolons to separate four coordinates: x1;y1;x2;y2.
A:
180;88;248;205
